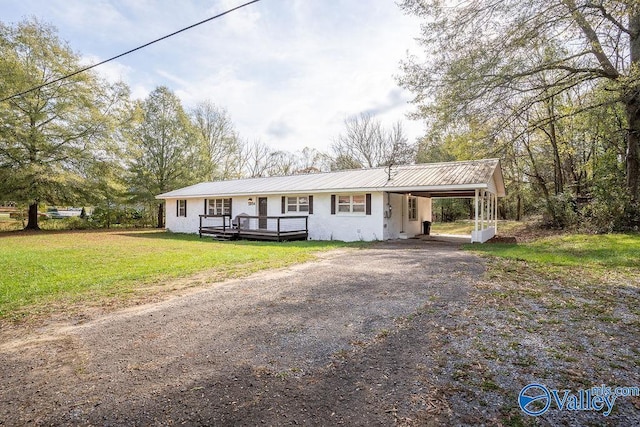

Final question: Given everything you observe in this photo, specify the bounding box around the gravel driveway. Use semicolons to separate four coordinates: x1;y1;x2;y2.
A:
3;238;637;426
0;239;481;425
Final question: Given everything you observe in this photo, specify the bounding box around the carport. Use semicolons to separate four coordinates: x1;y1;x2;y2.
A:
384;159;505;243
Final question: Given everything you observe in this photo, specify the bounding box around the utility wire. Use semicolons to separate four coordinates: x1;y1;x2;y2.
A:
1;0;262;102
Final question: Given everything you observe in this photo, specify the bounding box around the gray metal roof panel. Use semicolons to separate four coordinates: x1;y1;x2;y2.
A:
157;159;502;198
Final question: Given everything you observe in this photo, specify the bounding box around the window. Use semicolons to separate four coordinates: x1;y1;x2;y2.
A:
408;197;418;221
177;200;187;217
338;194;365;213
287;196;309;212
208;198;231;216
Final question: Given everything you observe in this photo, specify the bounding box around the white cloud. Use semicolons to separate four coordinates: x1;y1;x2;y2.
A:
208;0;262;35
4;0;426;152
81;54;133;84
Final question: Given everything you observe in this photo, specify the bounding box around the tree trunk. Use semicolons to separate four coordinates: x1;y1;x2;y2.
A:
626;99;640;202
626;7;640;202
545;97;564;195
25;203;40;230
157;202;164;228
524;137;557;224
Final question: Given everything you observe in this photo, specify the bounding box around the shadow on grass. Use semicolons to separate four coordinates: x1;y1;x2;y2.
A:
114;230;369;249
0;226;157;239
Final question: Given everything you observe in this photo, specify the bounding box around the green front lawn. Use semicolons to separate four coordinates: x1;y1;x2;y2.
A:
0;230;353;320
466;233;640;269
430;220;523;236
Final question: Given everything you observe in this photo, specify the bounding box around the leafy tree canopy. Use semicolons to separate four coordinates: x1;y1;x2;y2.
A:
0;18;127;229
399;0;640;201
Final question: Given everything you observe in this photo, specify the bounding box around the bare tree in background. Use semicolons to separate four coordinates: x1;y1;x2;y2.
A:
330;113;415;169
295;147;332;173
267;151;298;176
241;139;274;178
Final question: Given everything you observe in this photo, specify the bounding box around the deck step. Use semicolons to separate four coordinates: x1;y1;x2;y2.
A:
210;233;235;241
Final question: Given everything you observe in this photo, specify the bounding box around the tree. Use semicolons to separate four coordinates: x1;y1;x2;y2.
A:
238;139;274;178
127;86;201;228
0;19;125;229
266;150;298;176
191;101;241;180
295;147;331;173
330;113;414;169
399;0;640;203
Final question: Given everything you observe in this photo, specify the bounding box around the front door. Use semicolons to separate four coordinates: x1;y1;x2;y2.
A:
258;197;268;229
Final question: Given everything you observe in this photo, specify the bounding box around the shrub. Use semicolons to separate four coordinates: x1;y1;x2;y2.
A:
63;217;95;230
541;192;579;229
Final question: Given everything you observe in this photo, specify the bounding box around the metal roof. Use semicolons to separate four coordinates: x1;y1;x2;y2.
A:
157;159;505;199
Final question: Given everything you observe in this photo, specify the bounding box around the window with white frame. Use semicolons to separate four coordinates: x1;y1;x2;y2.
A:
287;196;309;212
338;194;365;213
408;196;418;221
208;198;231;215
177;200;187;217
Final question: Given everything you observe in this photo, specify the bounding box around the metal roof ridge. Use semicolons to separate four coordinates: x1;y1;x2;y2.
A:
184;159;500;186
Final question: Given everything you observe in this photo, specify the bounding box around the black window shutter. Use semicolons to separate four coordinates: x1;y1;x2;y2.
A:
309;195;314;214
228;198;232;216
204;199;208;215
365;193;372;215
184;200;187;217
281;196;286;214
331;195;336;215
176;200;179;217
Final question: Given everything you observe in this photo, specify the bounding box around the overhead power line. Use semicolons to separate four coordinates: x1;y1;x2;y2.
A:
0;0;262;102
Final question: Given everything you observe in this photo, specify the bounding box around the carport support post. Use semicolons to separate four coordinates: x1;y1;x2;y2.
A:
487;193;493;228
480;190;485;232
474;189;479;241
494;193;498;234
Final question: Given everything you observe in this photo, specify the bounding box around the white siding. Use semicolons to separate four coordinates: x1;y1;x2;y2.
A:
307;193;383;241
383;193;403;240
487;175;497;195
165;198;204;234
382;193;432;239
234;196;258;217
164;192;386;242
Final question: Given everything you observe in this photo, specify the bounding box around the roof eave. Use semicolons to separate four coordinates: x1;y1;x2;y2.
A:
155;183;495;199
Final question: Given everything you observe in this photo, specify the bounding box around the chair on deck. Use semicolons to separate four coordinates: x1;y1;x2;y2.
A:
232;213;250;230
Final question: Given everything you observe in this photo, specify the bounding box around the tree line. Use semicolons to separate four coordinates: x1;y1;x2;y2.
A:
4;4;638;234
398;0;640;231
0;19;413;230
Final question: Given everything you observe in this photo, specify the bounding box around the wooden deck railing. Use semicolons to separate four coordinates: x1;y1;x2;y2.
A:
199;214;308;241
199;214;232;237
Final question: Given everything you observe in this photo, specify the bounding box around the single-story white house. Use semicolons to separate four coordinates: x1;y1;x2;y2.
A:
156;159;506;243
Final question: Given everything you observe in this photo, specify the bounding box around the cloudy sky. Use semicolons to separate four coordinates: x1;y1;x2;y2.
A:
4;0;425;152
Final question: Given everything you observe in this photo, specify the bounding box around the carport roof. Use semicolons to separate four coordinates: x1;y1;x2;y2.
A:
157;158;505;199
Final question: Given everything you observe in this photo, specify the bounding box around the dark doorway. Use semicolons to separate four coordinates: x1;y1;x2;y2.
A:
258;197;268;229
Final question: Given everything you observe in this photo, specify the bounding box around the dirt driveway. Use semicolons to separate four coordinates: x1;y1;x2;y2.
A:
0;239;479;425
2;239;638;426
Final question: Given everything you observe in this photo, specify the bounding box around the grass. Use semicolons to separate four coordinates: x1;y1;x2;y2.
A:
0;230;356;320
453;232;639;425
465;233;640;269
430;220;523;236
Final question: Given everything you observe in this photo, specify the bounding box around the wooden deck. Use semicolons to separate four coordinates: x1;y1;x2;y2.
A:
199;214;308;242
